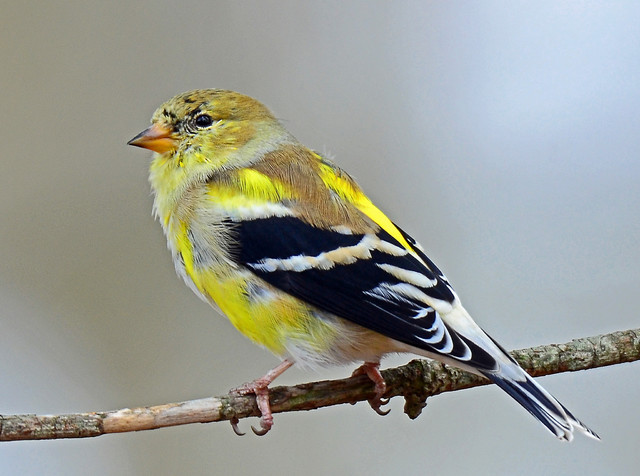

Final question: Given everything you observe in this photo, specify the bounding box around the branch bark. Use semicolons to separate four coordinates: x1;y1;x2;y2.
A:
1;328;638;441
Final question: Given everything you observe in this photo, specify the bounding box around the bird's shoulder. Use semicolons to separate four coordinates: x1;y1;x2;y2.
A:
198;145;374;232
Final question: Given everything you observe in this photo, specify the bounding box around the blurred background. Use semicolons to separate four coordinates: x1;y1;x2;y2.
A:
1;1;639;475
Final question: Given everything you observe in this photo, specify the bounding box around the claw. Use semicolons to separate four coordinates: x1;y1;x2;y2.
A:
370;399;391;416
352;361;391;416
250;391;274;436
228;359;293;436
368;391;391;416
230;416;246;436
251;424;270;436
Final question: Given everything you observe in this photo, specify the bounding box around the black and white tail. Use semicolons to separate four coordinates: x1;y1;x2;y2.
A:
483;366;600;441
431;306;600;441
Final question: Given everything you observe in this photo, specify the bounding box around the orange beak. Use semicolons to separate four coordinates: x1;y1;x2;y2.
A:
128;123;177;154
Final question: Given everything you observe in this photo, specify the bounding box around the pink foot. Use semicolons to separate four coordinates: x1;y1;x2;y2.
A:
229;360;293;436
352;361;390;416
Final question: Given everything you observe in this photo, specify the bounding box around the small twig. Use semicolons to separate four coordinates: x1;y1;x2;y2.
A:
1;328;638;441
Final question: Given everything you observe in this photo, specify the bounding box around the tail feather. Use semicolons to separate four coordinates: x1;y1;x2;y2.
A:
484;370;600;441
415;305;598;440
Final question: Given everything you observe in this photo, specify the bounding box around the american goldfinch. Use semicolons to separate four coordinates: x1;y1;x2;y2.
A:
128;89;598;440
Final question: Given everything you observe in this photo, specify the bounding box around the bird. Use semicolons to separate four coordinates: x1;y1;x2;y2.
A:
128;89;598;440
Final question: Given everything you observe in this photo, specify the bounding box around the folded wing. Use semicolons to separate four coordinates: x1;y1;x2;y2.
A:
230;215;499;372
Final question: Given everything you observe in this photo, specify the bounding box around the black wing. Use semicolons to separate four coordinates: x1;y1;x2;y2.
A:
230;215;496;370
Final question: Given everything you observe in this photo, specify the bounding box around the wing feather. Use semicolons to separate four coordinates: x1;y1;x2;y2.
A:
230;215;497;370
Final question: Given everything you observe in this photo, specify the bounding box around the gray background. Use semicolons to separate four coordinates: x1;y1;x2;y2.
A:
1;2;638;475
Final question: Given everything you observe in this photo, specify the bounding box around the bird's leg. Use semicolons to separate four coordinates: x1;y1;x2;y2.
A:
230;359;294;436
352;361;390;416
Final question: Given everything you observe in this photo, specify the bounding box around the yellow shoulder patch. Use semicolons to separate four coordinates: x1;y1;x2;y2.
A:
237;168;292;202
316;156;412;251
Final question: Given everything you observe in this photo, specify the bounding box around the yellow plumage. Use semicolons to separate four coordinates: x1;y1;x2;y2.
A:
129;89;598;440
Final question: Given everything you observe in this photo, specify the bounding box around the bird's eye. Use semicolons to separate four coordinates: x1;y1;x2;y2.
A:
194;114;214;128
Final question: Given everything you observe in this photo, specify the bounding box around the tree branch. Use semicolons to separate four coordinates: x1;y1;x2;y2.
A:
1;328;638;441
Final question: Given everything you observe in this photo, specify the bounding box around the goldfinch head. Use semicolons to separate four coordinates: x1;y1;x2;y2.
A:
129;89;278;156
129;89;293;200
